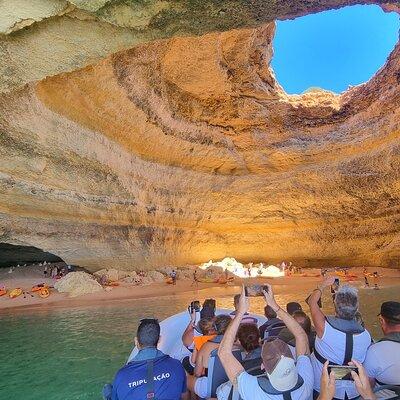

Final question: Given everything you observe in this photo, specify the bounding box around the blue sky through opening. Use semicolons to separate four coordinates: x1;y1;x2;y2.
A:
271;5;399;94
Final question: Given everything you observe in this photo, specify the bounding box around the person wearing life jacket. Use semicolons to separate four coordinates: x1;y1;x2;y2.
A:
110;318;188;400
187;314;232;399
307;277;371;400
230;294;259;325
364;301;400;399
259;305;286;339
216;323;262;399
218;284;314;400
182;318;217;375
279;311;316;354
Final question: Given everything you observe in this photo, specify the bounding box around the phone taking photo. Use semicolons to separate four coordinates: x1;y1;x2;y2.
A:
245;285;269;297
327;365;358;380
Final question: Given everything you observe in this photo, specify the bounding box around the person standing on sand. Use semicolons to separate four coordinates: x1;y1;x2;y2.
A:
171;270;177;285
373;271;380;290
191;270;198;287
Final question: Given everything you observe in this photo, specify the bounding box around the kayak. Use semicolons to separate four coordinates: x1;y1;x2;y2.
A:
9;288;23;299
126;308;266;363
39;287;50;298
0;289;7;297
32;284;47;292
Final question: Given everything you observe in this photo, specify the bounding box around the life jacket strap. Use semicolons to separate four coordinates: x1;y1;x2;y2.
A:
343;332;354;365
146;359;156;400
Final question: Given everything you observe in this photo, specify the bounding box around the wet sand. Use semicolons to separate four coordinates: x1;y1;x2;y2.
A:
0;265;399;312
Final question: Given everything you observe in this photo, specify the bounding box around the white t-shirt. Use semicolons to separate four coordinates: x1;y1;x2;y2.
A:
236;355;314;400
311;321;371;399
364;340;400;398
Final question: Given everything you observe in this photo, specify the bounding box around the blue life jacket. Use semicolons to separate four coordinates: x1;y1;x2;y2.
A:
110;348;187;400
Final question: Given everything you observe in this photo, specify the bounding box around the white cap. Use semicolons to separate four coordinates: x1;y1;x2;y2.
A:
267;356;298;391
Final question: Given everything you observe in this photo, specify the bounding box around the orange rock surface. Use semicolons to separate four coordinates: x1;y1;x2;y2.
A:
0;2;399;270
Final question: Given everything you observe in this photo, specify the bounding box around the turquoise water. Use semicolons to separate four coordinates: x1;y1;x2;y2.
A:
0;285;398;400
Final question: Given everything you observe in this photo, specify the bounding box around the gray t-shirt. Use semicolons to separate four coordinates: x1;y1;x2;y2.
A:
236;355;314;400
364;340;400;398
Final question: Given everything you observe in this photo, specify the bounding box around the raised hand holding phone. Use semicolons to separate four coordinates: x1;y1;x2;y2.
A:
262;283;279;312
237;285;250;316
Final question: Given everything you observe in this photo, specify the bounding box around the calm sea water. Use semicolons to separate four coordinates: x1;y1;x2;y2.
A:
0;285;398;400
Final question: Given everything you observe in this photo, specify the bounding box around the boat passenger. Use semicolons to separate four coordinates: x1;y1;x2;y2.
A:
364;301;400;399
187;315;232;399
182;317;216;375
231;294;259;324
110;318;188;400
279;311;316;353
218;284;313;400
216;323;262;399
307;277;371;400
258;305;285;339
287;302;303;316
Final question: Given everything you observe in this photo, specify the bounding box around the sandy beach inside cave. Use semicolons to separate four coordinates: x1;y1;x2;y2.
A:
0;264;400;312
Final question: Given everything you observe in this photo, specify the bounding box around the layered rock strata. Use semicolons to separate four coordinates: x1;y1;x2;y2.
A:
0;1;399;270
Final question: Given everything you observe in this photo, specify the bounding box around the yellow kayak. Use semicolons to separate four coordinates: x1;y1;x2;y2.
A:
9;288;23;299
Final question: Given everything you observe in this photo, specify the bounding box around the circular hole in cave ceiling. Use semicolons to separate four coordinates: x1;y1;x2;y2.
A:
271;4;400;95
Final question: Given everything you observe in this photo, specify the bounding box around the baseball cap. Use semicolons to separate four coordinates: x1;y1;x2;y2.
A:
261;338;298;391
286;302;302;315
378;301;400;323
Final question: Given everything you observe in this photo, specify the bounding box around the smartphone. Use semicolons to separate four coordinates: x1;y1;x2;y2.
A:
327;365;358;380
305;294;322;308
189;300;201;313
245;285;269;297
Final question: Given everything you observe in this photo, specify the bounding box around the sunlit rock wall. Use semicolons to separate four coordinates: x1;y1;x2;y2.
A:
0;0;399;270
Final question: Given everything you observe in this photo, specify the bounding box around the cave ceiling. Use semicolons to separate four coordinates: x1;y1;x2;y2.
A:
0;0;399;270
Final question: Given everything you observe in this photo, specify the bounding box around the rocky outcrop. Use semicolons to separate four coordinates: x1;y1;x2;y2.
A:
0;1;399;270
54;271;103;296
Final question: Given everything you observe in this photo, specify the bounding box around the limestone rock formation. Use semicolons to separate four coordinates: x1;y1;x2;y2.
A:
54;271;103;296
0;1;399;270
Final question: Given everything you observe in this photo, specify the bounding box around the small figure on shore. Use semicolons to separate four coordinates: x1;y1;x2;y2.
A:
170;269;177;285
373;271;380;290
191;270;198;287
44;265;48;277
364;275;370;288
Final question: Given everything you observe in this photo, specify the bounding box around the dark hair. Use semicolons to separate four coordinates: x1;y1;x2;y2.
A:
237;323;260;352
137;319;160;347
264;305;277;319
203;299;216;309
286;302;302;316
198;318;215;335
293;311;311;334
214;315;232;335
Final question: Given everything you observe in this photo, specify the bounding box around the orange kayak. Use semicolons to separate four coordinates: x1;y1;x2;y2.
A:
39;287;50;298
9;288;23;299
32;284;47;292
0;289;7;297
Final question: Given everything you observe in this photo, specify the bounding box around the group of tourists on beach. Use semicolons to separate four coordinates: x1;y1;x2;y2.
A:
105;275;400;400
